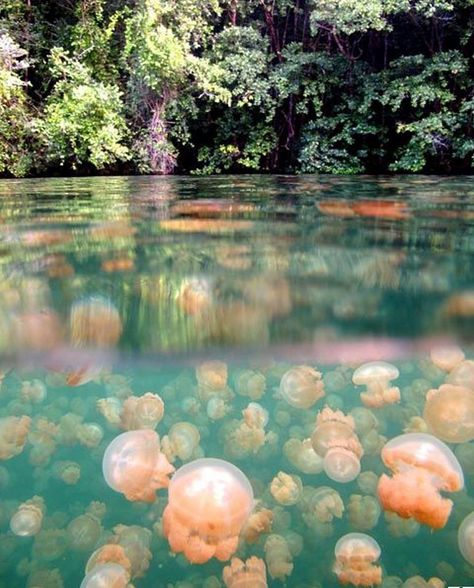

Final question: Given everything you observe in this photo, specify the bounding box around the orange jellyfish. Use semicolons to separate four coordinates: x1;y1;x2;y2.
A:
161;422;201;463
446;359;474;389
333;533;382;586
423;384;474;443
119;393;165;431
377;433;464;529
223;556;268;588
102;430;174;502
10;496;45;537
196;361;232;402
69;296;122;348
233;369;266;401
279;365;325;409
241;508;273;544
270;472;303;506
80;563;130;588
458;511;474;565
429;346;465;373
0;415;31;460
352;362;400;408
163;458;254;563
311;407;363;483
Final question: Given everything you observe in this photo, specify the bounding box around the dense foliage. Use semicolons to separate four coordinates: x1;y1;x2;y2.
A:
0;0;473;176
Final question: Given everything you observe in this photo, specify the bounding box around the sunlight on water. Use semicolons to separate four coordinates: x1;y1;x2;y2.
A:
0;175;472;587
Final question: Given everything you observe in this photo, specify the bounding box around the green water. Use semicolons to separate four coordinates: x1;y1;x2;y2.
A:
0;175;473;587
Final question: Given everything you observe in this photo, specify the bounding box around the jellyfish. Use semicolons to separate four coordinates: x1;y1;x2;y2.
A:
298;486;344;526
21;380;47;404
423;384;474;443
283;438;324;474
28;418;58;466
264;534;293;581
206;397;230;421
85;544;131;578
33;528;68;562
69;296;122;348
102;430;174;502
333;533;382;587
96;397;122;427
26;568;64;588
119;393;165;431
80;563;130;588
223;556;267;588
10;496;45;537
241;508;273;544
311;407;363;483
446;359;474;389
270;472;303;506
0;415;31;460
347;494;381;531
53;460;81;485
429;346;465;373
196;361;230;402
384;512;420;538
234;369;267;401
352;362;400;408
112;524;152;579
458;511;474;565
278;365;325;409
223;405;268;458
163;458;254;563
356;471;379;496
402;577;445;588
77;423;104;448
161;422;201;463
67;502;106;552
377;433;464;529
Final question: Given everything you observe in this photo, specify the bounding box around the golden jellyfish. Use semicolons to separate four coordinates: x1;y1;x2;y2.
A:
311;407;363;483
0;415;31;460
298;486;344;525
377;433;464;529
28;418;58;466
77;423;104;448
241;508;273;544
270;472;303;506
163;458;254;564
347;494;381;531
69;296;122;348
234;369;266;401
21;380;47;404
102;430;174;502
429;346;465;373
112;524;152;579
53;460;81;485
161;422;200;463
352;361;400;408
279;365;325;409
423;384;474;443
458;511;474;565
67;502;106;552
333;533;382;587
446;359;474;389
196;361;228;398
223;556;268;588
119;393;165;431
80;563;130;588
384;512;420;538
356;471;379;496
206;397;230;421
96;397;122;427
10;496;45;537
283;438;324;474
264;534;293;581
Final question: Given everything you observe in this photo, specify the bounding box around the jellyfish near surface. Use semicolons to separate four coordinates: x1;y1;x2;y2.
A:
333;532;382;587
423;384;474;443
377;433;464;529
163;458;254;563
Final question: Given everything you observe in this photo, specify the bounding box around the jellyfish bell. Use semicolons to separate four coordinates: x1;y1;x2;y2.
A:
352;361;400;408
10;497;44;537
324;444;361;483
377;433;464;529
429;346;465;373
333;532;382;587
102;429;174;502
163;457;254;564
423;384;474;443
458;511;474;565
80;563;130;588
279;365;325;409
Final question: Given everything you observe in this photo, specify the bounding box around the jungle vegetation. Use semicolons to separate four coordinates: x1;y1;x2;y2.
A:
0;0;473;176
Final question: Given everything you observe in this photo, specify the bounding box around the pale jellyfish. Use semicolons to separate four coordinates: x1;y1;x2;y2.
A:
102;430;174;502
196;361;231;402
21;380;47;404
67;502;106;552
80;563;130;588
26;568;64;588
357;471;379;495
96;397;122;427
119;393;165;430
77;423;104;448
161;422;200;463
298;486;344;525
377;433;464;529
423;384;474;443
404;416;429;435
163;458;254;563
384;512;420;538
402;577;445;588
10;496;45;537
69;296;122;348
53;460;81;485
311;407;363;483
352;361;400;408
207;397;230;421
233;369;266;401
430;346;465;372
347;494;381;531
270;472;303;506
112;524;152;579
333;533;382;587
279;365;325;409
446;359;474;389
283;438;324;474
33;528;68;561
0;415;31;460
28;418;58;466
243;402;269;429
458;511;474;565
241;508;273;544
264;534;293;581
223;556;267;588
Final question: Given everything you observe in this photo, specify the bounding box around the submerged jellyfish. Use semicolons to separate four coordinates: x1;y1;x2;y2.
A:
333;533;382;587
279;365;325;409
352;362;400;408
223;556;267;588
264;534;293;581
67;502;106;552
102;430;174;502
0;415;31;460
283;438;324;474
270;472;303;506
10;496;45;537
70;296;122;348
80;563;130;588
241;508;273;544
347;494;381;531
163;458;254;563
423;384;474;443
458;511;474;565
446;359;474;389
161;422;201;463
119;393;165;431
377;433;464;529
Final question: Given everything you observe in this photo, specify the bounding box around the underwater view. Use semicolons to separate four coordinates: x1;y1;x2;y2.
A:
0;175;473;588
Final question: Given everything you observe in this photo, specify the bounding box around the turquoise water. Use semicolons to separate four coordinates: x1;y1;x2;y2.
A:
0;175;473;587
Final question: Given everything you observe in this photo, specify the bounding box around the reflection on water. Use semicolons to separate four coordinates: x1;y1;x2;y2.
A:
0;175;472;587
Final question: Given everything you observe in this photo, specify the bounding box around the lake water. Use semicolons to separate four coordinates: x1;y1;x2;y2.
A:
0;175;473;587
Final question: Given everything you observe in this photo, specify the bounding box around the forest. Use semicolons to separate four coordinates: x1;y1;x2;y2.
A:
0;0;473;177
